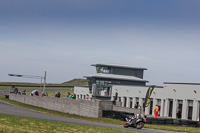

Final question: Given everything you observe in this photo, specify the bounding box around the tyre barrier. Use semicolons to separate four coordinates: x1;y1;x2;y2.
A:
173;119;181;126
165;119;173;125
102;110;134;121
181;119;189;127
102;110;200;127
188;120;197;127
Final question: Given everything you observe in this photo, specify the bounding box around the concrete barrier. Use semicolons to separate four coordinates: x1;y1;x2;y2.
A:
9;94;113;118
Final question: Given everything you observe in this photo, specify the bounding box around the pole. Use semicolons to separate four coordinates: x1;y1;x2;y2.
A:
40;77;42;92
43;71;46;93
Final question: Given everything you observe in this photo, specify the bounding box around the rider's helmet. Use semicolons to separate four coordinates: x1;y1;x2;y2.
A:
136;114;140;118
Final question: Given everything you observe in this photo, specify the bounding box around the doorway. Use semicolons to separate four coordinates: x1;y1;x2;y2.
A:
149;99;153;115
129;97;133;108
188;100;193;120
169;99;173;117
124;97;127;107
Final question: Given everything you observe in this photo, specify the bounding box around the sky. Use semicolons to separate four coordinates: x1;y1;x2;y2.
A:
0;0;200;85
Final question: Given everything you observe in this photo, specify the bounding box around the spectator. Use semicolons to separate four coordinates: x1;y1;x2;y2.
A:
14;88;18;94
22;90;26;95
72;93;76;99
55;92;58;97
68;92;72;99
134;104;138;108
57;92;60;98
154;105;159;118
35;91;39;96
18;91;22;95
85;94;89;100
104;92;108;96
67;92;70;97
42;92;46;97
176;107;181;118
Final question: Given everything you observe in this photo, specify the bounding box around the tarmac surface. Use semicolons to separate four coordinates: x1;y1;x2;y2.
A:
0;99;185;133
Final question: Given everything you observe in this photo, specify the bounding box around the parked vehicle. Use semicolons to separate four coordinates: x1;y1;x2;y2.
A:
124;114;147;129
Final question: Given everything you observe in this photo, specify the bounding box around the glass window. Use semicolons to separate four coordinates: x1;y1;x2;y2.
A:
100;80;104;85
96;80;100;85
96;66;113;74
96;66;101;73
105;81;112;85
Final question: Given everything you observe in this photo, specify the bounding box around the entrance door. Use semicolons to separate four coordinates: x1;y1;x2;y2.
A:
169;100;173;117
188;100;193;120
124;97;127;107
149;99;153;115
130;98;133;108
198;101;200;121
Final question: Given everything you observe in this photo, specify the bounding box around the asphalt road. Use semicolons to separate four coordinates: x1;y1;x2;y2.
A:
0;100;185;133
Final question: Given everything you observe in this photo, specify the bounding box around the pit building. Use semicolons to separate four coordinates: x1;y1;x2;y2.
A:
74;63;200;121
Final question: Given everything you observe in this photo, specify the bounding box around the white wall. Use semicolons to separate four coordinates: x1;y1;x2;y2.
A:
75;83;200;121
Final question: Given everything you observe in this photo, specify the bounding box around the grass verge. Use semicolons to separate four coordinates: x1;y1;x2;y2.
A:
0;96;199;133
0;113;137;133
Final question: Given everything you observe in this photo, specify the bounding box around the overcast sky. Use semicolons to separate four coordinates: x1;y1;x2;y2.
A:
0;0;200;85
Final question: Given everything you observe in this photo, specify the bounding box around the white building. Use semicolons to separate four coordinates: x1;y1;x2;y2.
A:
74;63;200;121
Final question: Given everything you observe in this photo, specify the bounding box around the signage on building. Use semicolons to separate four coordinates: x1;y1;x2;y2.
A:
144;86;155;107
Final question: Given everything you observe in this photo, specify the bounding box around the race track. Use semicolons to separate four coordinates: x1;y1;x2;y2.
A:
0;100;183;133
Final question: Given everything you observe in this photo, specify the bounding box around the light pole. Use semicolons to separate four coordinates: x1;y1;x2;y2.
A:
8;71;47;93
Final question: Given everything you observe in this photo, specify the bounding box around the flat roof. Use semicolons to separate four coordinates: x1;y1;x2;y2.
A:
84;73;149;82
164;82;200;85
91;63;147;70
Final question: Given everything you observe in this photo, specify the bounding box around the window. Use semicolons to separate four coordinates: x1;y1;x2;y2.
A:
96;80;112;85
96;66;113;74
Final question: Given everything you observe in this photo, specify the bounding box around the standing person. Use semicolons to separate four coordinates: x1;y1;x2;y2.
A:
154;105;159;118
85;94;89;100
176;107;181;118
134;103;138;108
104;92;108;96
72;93;76;99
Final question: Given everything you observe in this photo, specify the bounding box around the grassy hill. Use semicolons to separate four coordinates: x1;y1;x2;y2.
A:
0;78;88;87
61;78;88;86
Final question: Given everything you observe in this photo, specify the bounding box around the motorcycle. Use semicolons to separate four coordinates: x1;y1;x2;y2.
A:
124;114;147;129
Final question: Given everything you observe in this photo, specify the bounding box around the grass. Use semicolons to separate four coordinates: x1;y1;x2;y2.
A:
0;96;199;133
0;78;88;89
0;86;73;90
0;113;138;133
144;124;200;133
61;78;88;86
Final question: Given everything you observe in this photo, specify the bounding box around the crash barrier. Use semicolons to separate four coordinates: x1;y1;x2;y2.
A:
103;110;135;121
103;111;200;127
146;117;200;127
9;93;113;118
112;106;140;114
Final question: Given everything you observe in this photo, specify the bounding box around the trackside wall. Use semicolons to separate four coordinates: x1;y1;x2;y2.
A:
9;94;113;118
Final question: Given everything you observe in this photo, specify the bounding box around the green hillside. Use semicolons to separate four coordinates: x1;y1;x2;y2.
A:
61;78;88;86
0;78;88;87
